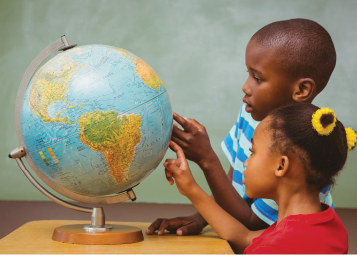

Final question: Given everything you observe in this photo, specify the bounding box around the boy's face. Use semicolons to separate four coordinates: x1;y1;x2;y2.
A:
242;39;296;121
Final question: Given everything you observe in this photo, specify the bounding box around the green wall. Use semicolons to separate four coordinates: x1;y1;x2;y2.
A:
1;0;356;207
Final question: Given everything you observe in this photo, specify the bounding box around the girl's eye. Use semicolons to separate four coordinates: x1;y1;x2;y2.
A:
254;76;260;82
249;148;253;153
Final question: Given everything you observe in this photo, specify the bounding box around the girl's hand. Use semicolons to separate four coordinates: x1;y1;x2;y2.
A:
164;141;199;197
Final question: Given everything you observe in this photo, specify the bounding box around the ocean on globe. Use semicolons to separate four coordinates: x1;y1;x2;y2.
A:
20;45;173;196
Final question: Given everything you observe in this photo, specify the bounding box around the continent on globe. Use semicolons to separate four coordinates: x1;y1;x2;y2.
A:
133;56;164;90
29;55;82;124
78;110;142;184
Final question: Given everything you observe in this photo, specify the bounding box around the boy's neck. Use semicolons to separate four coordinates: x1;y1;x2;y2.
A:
275;187;322;224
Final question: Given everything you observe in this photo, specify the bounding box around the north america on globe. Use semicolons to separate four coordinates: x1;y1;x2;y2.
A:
20;45;173;196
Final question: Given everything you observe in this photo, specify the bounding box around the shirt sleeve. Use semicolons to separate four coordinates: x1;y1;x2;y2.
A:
221;106;243;167
251;198;277;225
321;188;334;209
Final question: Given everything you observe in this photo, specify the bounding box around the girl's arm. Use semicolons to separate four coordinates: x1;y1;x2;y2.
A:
164;141;264;253
187;183;264;253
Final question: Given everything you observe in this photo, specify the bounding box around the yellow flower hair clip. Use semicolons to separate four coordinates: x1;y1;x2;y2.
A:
345;127;357;152
311;107;337;136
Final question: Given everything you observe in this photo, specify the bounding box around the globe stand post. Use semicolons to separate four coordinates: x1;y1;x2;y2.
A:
9;36;144;244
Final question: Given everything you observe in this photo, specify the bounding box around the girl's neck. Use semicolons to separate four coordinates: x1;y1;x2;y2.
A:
275;187;322;224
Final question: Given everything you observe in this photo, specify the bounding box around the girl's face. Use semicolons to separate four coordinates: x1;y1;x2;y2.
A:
243;118;280;199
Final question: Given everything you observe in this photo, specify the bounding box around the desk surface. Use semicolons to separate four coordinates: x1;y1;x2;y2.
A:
0;220;233;254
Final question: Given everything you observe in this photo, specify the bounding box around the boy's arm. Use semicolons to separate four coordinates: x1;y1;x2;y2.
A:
164;142;265;254
172;113;268;231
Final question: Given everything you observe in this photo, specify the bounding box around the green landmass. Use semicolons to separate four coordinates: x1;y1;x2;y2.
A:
78;110;142;184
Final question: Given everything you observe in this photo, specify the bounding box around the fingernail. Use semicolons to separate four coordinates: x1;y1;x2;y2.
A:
177;230;182;235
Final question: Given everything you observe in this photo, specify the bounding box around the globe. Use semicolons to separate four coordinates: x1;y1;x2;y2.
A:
20;44;173;197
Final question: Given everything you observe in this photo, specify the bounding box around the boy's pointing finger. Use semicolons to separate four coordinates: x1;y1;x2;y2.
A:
173;112;194;132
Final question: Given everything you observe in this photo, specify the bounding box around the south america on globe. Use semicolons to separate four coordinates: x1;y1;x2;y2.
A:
20;45;173;196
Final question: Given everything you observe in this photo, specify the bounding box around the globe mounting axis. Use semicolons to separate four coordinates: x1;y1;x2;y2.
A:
58;35;77;51
9;35;145;245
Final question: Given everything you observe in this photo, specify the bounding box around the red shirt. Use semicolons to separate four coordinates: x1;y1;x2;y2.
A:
244;204;348;254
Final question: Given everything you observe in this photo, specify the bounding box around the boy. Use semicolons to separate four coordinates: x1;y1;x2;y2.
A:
146;18;336;235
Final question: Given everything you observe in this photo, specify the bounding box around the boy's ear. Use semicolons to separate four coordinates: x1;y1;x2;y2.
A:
275;156;289;177
292;78;316;102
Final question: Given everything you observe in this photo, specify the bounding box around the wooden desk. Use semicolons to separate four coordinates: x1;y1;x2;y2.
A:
0;220;233;254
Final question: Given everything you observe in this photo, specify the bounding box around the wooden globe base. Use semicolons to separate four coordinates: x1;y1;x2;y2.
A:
52;224;143;244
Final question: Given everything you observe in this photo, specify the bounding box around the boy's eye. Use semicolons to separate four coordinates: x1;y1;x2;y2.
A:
246;69;261;83
249;148;253;153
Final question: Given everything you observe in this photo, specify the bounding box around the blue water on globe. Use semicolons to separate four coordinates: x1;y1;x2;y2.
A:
20;45;173;196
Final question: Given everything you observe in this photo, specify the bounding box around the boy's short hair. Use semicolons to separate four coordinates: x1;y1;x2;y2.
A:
251;18;336;93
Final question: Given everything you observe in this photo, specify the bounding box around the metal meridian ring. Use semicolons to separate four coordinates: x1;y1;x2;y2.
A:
15;36;136;204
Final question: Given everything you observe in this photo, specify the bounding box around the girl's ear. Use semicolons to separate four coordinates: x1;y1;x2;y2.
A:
275;156;289;177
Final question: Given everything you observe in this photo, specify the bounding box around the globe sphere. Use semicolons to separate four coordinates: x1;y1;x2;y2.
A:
20;45;172;196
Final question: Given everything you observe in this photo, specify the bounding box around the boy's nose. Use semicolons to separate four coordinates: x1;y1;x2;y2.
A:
242;80;251;96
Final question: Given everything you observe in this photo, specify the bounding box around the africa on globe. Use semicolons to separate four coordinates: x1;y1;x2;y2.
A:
20;44;173;196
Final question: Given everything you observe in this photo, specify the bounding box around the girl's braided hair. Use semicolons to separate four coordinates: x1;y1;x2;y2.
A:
267;103;356;191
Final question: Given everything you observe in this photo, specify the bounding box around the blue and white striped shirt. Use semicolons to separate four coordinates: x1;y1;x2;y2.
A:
221;104;333;225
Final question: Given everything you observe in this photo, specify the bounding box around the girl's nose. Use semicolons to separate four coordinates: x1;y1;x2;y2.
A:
244;156;250;167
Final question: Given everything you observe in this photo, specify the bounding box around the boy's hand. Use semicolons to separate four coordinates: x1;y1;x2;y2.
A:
171;112;216;168
145;214;207;236
164;141;198;197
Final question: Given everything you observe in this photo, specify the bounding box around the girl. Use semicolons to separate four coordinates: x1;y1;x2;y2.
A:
164;103;356;253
